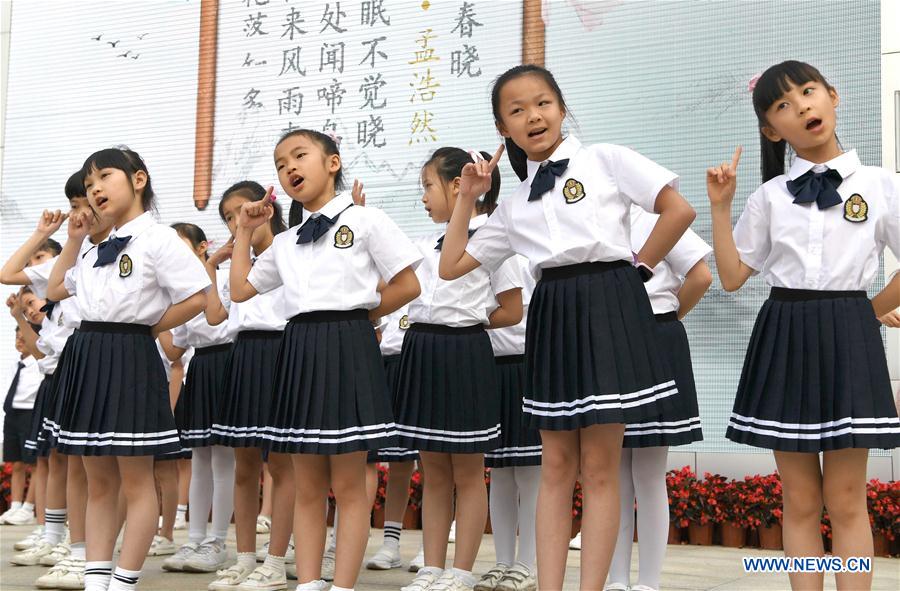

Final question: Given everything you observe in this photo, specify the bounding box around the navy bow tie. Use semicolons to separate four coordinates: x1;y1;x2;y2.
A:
528;158;570;201
3;361;25;413
435;229;477;251
94;235;132;267
296;204;353;245
786;168;843;210
39;300;57;319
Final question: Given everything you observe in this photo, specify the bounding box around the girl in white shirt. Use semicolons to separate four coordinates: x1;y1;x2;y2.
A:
439;65;696;590
708;60;900;590
161;222;237;577
232;129;422;591
395;147;524;591
204;181;295;591
46;148;210;591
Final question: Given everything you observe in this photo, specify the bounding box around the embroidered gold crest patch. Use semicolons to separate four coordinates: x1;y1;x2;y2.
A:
843;194;868;222
334;225;354;248
119;254;133;278
399;314;410;329
563;178;585;204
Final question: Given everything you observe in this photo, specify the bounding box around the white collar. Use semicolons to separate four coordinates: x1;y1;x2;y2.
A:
788;149;860;181
470;214;488;230
525;135;582;185
303;192;353;220
111;211;155;240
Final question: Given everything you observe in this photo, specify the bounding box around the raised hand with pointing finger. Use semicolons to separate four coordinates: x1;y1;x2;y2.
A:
706;146;742;208
238;186;275;230
459;144;505;202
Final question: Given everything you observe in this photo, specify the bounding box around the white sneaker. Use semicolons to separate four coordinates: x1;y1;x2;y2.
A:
431;570;475;591
35;556;86;590
320;546;335;581
39;540;71;566
184;539;229;572
474;564;508;591
0;505;23;524
162;542;198;572
602;584;629;591
295;581;329;591
366;543;402;570
5;507;37;526
14;526;44;550
569;532;582;550
148;534;177;556
11;539;55;566
256;515;271;534
236;563;287;590
448;520;457;543
630;585;658;591
174;513;188;530
408;547;425;572
402;568;443;591
208;562;255;591
496;563;536;591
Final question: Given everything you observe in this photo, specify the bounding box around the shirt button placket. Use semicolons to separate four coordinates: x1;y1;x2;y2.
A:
805;207;825;289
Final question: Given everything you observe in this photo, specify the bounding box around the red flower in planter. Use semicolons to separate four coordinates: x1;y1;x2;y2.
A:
866;479;900;541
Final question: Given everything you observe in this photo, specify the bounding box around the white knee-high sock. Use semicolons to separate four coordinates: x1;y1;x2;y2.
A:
488;467;518;567
608;448;635;586
633;446;669;591
211;446;236;542
512;465;541;571
188;447;213;544
328;508;338;551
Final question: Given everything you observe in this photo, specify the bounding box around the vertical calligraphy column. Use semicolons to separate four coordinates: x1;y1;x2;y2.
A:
317;2;349;135
356;0;390;151
449;2;483;82
408;2;441;146
276;3;309;134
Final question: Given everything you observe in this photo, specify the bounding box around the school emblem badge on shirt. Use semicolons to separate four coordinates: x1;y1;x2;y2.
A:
399;314;410;329
334;225;354;249
119;254;133;278
563;178;586;204
843;194;868;222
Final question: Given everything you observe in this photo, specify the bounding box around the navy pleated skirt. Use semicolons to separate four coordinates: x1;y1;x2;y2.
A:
375;355;419;463
45;322;180;456
179;343;232;448
623;313;703;448
727;288;900;452
24;375;55;458
485;355;542;468
210;331;281;448
394;323;500;453
261;310;398;455
524;262;679;431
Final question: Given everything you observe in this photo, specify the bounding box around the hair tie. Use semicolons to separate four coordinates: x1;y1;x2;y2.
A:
324;130;342;148
748;72;762;93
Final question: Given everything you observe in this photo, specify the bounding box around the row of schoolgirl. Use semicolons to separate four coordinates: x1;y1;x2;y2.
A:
2;58;899;591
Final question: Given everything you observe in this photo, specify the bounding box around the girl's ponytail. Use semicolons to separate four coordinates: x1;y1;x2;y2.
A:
760;135;787;183
504;138;529;182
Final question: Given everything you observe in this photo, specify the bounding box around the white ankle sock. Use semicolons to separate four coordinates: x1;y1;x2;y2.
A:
70;542;86;561
108;566;140;590
44;508;68;544
383;520;402;549
237;552;256;570
84;560;112;591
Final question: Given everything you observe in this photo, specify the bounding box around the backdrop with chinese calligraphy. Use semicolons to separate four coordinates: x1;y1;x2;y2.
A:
212;0;522;234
